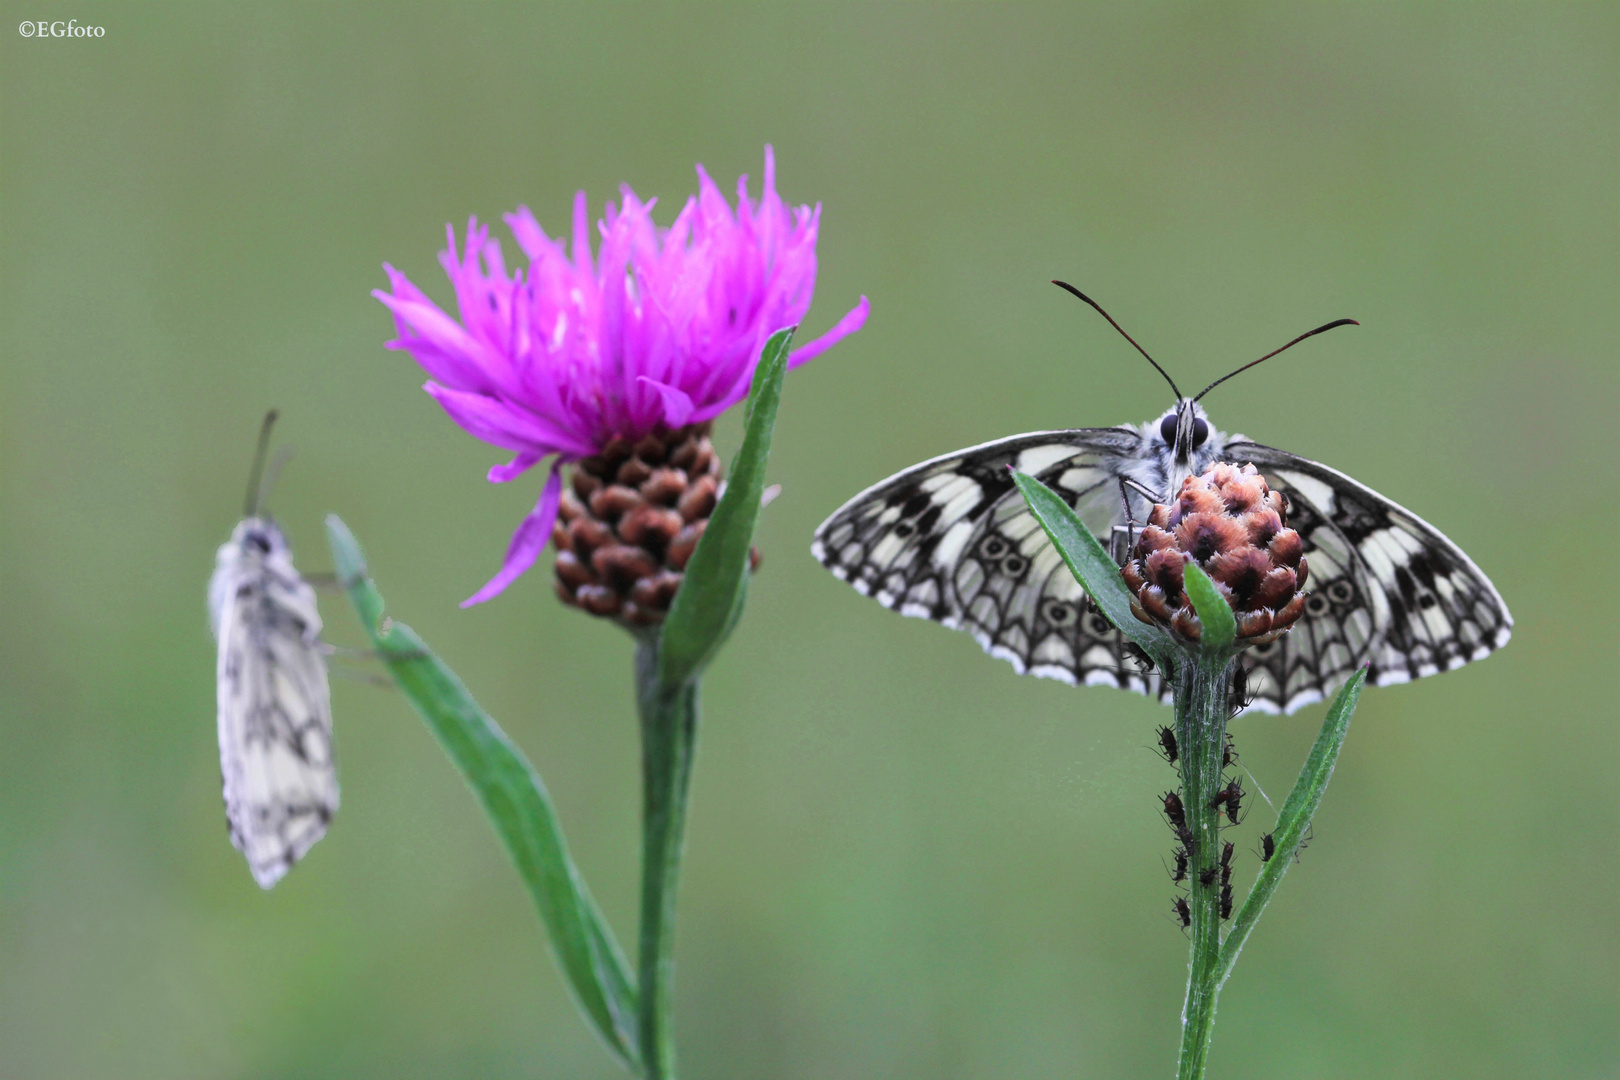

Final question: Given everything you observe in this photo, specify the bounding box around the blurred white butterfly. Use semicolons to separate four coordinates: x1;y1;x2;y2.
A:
812;285;1512;714
208;411;337;888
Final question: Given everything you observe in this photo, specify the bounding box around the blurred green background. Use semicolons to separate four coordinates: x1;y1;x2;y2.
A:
3;4;1615;1078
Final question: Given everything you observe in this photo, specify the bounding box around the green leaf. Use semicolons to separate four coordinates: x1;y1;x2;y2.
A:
658;326;795;686
325;516;640;1069
1214;665;1368;988
1182;562;1237;650
1010;469;1174;664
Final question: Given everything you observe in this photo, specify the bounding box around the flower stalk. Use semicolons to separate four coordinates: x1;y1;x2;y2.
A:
1172;647;1238;1080
634;636;699;1080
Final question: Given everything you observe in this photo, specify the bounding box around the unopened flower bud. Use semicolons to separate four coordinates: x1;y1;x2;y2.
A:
1121;462;1308;646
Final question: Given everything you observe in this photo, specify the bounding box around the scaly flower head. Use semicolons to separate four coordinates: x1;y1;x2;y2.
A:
1122;462;1308;644
375;148;867;605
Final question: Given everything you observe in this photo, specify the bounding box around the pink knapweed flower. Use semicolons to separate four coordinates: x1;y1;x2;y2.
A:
375;148;868;606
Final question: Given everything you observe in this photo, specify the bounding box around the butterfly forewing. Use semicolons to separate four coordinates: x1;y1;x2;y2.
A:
812;427;1166;698
813;411;1511;715
210;518;338;888
1225;441;1512;710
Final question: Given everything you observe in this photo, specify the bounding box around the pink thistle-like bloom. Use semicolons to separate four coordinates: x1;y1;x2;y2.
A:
375;148;868;606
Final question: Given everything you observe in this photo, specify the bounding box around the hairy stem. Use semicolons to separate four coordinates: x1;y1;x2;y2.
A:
1174;652;1238;1080
634;637;700;1080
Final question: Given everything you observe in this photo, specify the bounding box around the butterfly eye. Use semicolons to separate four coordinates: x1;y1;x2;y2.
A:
1158;414;1178;444
246;531;271;553
1192;419;1209;447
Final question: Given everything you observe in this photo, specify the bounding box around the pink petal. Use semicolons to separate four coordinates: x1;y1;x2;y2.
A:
462;463;564;607
571;191;593;276
424;382;598;457
375;290;504;392
788;295;869;369
488;452;542;483
637;377;696;427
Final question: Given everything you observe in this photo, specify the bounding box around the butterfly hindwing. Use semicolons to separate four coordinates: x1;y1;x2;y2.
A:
812;428;1163;696
1225;440;1512;712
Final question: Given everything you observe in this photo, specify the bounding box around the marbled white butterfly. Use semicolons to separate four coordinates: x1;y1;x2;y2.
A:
812;286;1512;714
208;411;338;888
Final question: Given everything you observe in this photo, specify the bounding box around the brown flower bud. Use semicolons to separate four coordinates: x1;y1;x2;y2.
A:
1121;462;1308;646
553;422;758;628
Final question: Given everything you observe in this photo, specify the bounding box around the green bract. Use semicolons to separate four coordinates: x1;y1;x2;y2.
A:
659;326;794;685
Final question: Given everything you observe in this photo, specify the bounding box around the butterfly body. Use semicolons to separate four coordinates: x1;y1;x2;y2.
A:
812;404;1511;714
209;516;337;888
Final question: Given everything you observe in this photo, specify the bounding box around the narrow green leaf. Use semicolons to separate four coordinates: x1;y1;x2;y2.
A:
325;516;640;1068
1215;666;1368;988
658;327;794;686
1182;562;1237;650
1010;469;1174;663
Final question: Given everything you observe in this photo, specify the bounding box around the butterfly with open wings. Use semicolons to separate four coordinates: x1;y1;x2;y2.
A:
812;285;1511;714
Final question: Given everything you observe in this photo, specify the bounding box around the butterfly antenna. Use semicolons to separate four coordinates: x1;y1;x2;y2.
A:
243;409;279;518
1052;280;1181;401
1194;319;1359;403
255;446;295;517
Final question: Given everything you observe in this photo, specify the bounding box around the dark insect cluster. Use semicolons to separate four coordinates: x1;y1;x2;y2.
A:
1154;700;1258;934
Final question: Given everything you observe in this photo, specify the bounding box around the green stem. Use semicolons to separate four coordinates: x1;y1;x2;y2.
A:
634;636;699;1080
1174;652;1238;1080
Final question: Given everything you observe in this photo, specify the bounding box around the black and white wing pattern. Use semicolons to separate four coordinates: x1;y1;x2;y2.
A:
209;518;337;889
812;409;1512;716
1221;440;1513;713
812;428;1168;697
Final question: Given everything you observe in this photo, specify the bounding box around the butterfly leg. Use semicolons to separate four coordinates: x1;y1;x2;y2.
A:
1117;477;1139;552
319;641;428;661
301;571;346;593
1121;476;1166;508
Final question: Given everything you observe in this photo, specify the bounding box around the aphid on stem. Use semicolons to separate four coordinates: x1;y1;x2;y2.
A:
1169;847;1190;884
1197;866;1218;887
1172;896;1192;930
1210;779;1245;825
1161;791;1187;831
1219;883;1235;921
1155;725;1179;765
1259;832;1276;863
1229;664;1255;715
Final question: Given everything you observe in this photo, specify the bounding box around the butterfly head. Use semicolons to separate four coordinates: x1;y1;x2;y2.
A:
231;516;290;560
1156;400;1212;465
